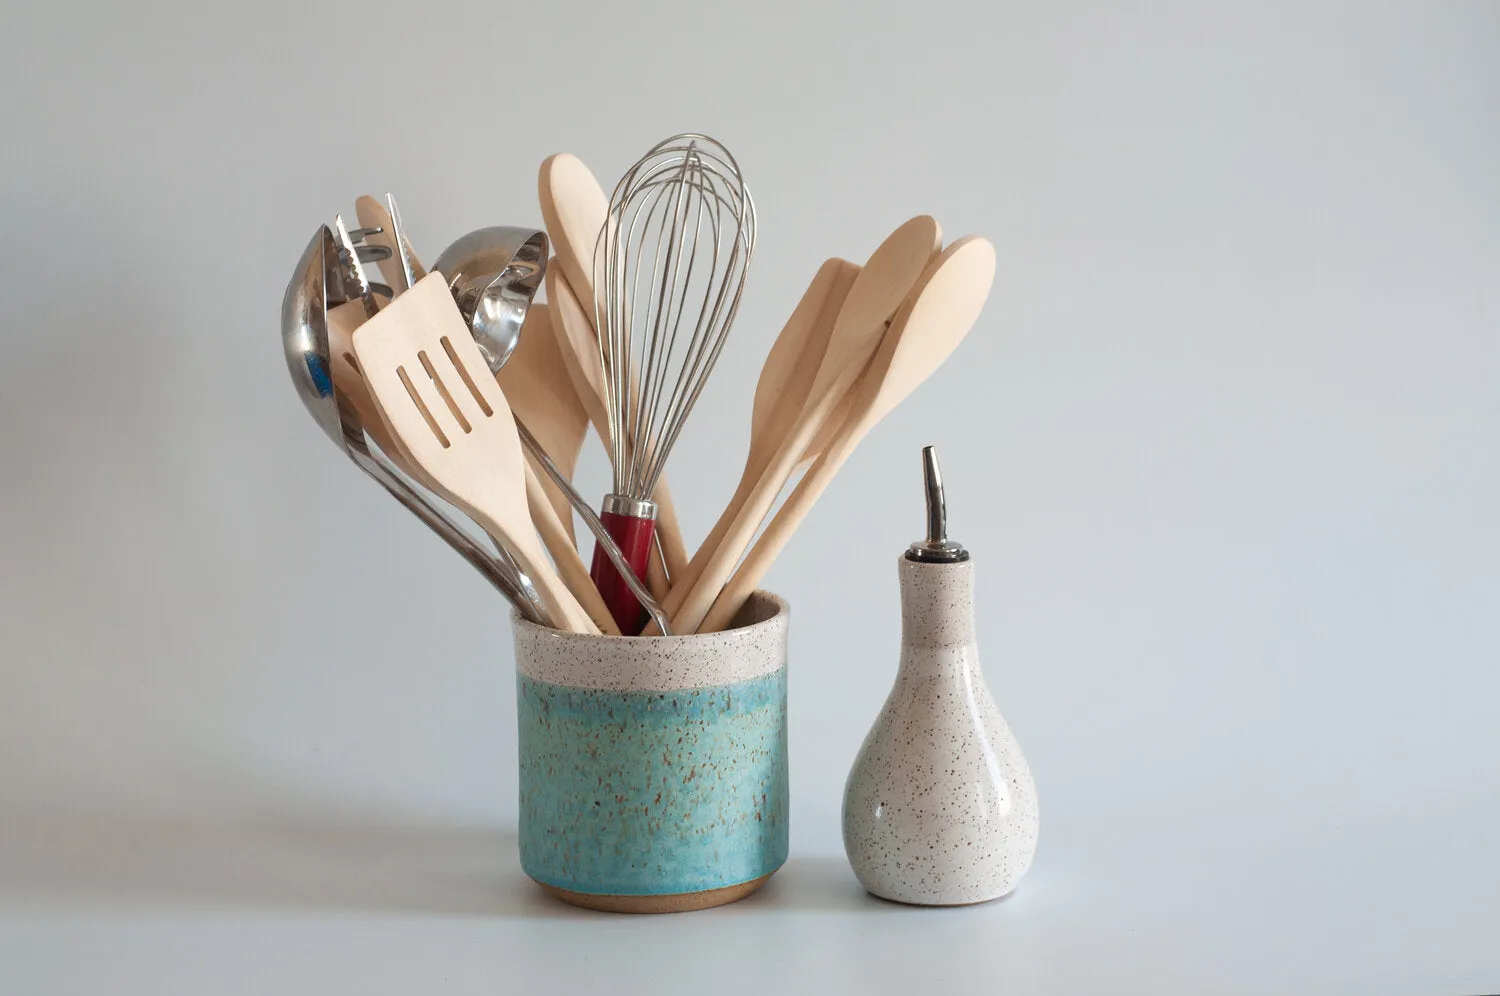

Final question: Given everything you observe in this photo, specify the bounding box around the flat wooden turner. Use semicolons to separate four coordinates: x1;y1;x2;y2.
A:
352;273;599;634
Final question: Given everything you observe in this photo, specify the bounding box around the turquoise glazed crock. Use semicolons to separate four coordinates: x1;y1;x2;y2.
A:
512;591;789;913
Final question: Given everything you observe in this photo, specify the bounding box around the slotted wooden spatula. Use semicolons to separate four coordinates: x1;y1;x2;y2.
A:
352;273;599;634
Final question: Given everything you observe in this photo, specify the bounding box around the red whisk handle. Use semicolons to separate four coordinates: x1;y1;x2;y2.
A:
590;495;658;636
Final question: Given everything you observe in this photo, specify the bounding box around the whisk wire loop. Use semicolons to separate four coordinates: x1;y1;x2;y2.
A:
593;134;757;503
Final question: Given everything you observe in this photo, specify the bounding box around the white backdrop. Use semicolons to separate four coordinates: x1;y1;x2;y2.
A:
2;2;1497;992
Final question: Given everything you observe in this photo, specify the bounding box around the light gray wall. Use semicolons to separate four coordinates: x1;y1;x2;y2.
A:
1;1;1497;991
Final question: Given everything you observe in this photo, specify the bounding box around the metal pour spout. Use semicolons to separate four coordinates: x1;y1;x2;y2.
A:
906;445;969;563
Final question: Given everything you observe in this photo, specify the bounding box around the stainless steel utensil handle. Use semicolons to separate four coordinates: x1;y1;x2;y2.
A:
515;420;672;635
346;441;555;627
479;538;550;627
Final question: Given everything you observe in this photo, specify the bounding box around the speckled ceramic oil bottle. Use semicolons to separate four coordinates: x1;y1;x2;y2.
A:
842;447;1039;905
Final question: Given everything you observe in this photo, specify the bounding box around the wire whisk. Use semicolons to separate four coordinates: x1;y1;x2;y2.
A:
587;133;757;633
595;133;757;501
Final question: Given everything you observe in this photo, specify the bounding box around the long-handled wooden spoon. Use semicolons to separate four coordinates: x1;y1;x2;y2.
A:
538;154;609;316
539;154;690;588
353;274;599;634
654;258;860;617
544;267;612;446
497;302;589;543
665;216;943;633
698;235;997;632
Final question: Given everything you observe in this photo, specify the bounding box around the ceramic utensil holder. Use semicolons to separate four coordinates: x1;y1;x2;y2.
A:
512;591;790;913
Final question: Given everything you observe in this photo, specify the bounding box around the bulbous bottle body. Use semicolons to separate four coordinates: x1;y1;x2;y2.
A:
842;557;1039;905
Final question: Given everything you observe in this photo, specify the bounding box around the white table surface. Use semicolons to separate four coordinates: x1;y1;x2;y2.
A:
4;761;1496;995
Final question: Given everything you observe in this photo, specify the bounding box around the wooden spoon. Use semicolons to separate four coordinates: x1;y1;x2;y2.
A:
657;258;860;617
538;154;609;316
497;302;589;543
539;157;690;588
665;216;943;633
698;235;997;632
545;267;613;442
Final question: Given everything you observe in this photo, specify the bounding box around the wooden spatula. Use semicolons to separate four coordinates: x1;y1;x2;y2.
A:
665;216;943;634
698;235;997;633
352;273;599;634
332;252;611;632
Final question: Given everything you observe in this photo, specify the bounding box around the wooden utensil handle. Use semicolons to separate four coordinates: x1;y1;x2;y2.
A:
470;505;598;635
526;449;575;544
698;425;865;634
651;479;690;583
664;396;831;634
658;464;758;621
701;236;996;632
656;260;858;626
525;464;620;636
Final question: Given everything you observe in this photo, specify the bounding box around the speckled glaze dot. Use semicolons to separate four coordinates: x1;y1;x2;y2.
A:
513;591;790;913
842;558;1039;905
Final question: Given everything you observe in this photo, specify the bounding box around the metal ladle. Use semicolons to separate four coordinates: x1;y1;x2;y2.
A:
281;224;553;625
433;228;672;635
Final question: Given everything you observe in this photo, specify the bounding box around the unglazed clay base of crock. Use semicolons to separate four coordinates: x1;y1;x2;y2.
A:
513;592;790;912
536;873;773;914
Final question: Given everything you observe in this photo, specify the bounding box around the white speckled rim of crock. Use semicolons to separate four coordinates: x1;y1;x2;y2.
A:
511;590;789;692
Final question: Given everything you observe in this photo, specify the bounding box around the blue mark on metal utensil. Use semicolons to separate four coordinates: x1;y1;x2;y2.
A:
305;355;334;397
